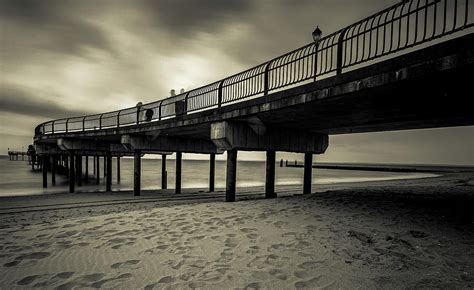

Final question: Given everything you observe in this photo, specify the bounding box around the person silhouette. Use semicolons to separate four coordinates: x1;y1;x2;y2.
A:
170;89;176;97
180;88;185;94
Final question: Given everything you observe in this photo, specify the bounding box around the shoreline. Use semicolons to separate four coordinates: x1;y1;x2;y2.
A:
0;170;444;213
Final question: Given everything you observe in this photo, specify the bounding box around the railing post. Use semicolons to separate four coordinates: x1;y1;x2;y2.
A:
99;114;103;130
218;80;224;108
184;92;190;113
336;28;348;75
136;107;140;125
314;42;319;81
65;120;69;133
264;61;272;96
52;121;55;134
159;101;162;121
82;116;86;132
117;110;121;128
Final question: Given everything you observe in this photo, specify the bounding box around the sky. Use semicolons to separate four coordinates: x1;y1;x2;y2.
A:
1;0;473;165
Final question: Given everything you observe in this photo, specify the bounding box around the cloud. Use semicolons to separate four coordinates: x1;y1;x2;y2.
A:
0;85;96;119
0;0;114;59
136;0;254;36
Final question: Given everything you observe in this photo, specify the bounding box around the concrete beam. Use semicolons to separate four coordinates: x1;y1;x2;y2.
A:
121;135;223;154
211;121;328;153
36;142;133;156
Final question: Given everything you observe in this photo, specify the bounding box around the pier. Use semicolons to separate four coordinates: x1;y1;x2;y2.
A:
32;0;474;201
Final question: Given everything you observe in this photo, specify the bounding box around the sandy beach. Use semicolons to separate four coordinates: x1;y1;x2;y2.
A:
0;172;473;289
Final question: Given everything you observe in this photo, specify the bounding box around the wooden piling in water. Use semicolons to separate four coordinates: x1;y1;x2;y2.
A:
106;152;112;192
69;151;75;193
209;153;215;192
51;155;56;186
116;156;121;183
161;154;167;190
134;150;141;196
85;156;89;182
42;155;48;188
96;155;100;185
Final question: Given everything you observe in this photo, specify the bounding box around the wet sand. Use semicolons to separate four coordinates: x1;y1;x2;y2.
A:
0;173;473;289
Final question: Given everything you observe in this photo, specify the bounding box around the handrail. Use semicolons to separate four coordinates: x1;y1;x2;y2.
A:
35;0;473;137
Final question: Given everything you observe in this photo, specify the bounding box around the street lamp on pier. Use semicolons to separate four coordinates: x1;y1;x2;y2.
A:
312;26;322;81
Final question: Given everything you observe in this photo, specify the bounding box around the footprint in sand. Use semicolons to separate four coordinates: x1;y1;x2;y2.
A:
91;273;133;288
269;268;288;280
295;276;335;289
240;228;257;234
55;273;105;289
225;237;239;248
17;275;42;286
246;233;259;240
247;246;260;255
17;272;75;288
4;251;50;267
244;282;263;290
101;237;137;249
273;221;288;228
111;260;141;269
55;230;79;239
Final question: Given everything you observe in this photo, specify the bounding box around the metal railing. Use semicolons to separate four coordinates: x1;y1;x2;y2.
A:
35;0;473;136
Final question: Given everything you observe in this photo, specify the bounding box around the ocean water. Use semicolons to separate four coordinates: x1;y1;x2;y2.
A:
0;156;438;197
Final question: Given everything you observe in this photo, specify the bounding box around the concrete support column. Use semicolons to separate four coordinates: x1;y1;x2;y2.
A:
96;155;100;184
117;157;121;183
76;155;82;187
85;156;89;182
42;155;48;188
225;149;238;202
134;150;141;196
303;153;313;194
209;153;215;192
265;150;277;199
69;151;75;193
175;152;182;194
161;155;167;189
106;152;112;192
103;156;107;177
51;155;56;186
93;156;96;176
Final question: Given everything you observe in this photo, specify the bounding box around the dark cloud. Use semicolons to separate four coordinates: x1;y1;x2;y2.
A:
137;0;254;35
0;0;113;57
0;85;97;119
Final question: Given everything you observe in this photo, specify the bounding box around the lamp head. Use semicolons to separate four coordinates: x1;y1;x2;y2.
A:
312;26;322;43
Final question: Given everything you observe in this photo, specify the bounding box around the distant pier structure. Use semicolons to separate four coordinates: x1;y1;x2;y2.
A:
8;145;41;170
30;0;474;200
8;150;28;161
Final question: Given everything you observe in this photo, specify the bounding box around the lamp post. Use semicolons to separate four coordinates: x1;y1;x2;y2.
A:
312;26;322;81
